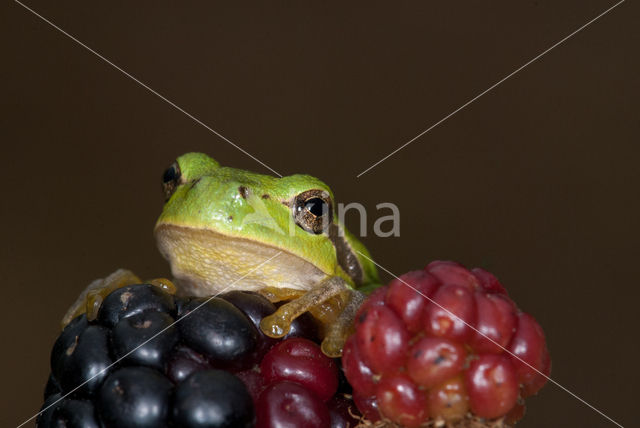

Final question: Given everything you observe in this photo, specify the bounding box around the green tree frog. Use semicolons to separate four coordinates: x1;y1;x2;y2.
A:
64;152;379;357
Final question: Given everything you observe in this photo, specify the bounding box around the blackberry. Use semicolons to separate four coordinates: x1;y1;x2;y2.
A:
52;399;100;428
98;366;173;428
173;370;254;428
166;345;214;384
343;261;551;427
97;283;175;328
260;338;338;402
178;297;258;369
256;381;331;428
36;393;62;427
40;283;359;427
111;310;179;370
51;322;111;396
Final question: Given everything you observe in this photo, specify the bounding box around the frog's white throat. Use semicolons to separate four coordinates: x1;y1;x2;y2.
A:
154;224;328;297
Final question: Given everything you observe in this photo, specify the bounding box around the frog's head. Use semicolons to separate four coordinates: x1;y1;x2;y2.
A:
154;153;378;295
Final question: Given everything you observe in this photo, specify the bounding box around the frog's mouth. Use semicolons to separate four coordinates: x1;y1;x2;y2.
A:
154;224;328;297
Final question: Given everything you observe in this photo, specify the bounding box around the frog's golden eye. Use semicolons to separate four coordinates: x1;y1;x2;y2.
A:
292;190;332;234
162;162;182;201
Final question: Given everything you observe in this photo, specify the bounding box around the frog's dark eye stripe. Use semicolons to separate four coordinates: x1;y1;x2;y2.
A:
162;162;182;201
292;190;332;234
328;223;364;285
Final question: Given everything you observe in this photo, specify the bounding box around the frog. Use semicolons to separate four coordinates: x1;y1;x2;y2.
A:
63;152;380;357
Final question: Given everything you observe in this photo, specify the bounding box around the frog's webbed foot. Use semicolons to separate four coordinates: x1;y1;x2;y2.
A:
259;277;363;357
61;269;176;328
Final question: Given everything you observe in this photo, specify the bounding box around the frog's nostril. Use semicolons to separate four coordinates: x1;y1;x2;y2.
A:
238;186;249;199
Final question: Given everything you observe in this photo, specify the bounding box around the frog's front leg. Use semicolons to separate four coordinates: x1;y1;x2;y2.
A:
259;276;364;357
61;269;176;327
257;287;306;303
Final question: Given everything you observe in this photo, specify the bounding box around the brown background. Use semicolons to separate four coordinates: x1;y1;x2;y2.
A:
2;1;638;427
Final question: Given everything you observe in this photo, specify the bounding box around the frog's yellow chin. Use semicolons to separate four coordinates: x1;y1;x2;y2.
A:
154;224;328;297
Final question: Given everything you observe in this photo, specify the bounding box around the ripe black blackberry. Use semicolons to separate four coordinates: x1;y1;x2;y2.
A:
39;283;358;428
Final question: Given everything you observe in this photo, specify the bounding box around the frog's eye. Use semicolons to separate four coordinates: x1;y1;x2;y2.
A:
292;190;332;234
162;162;182;201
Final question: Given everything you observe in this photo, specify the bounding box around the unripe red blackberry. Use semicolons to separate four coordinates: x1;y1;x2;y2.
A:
344;261;551;427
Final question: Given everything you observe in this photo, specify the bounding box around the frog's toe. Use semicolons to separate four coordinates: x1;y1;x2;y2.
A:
260;310;292;338
321;290;366;357
320;336;344;358
62;269;141;327
60;270;180;328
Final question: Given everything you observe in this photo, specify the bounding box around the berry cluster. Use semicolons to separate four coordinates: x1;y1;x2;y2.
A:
343;261;551;427
39;284;359;428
